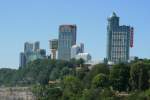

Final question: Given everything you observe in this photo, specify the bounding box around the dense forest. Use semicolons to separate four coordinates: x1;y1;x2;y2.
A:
0;58;150;100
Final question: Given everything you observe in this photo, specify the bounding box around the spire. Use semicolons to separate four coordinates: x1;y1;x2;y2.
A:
112;12;117;17
110;12;117;18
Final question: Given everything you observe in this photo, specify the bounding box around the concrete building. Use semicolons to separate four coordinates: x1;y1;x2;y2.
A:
107;12;134;64
58;25;77;61
49;39;58;59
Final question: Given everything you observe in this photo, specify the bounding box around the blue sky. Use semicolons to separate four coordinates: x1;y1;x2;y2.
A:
0;0;149;68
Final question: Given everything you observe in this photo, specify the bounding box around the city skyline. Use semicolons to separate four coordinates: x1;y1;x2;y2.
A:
0;0;150;68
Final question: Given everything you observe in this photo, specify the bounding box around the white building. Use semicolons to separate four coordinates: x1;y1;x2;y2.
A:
75;53;92;62
71;43;84;59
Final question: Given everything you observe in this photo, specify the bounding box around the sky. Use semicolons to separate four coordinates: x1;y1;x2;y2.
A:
0;0;150;68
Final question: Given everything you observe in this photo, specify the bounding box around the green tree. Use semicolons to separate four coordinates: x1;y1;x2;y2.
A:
109;63;130;91
76;66;89;80
83;63;109;88
32;84;62;100
61;76;83;100
81;88;104;100
76;58;85;67
99;88;119;100
130;61;149;90
92;73;109;89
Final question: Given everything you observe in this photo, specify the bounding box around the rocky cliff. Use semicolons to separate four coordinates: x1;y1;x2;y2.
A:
0;87;36;100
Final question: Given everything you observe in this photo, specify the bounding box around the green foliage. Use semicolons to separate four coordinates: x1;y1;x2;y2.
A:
80;89;94;100
62;76;82;94
75;66;89;80
61;76;83;100
32;84;62;100
0;68;16;86
109;63;130;91
130;61;149;90
70;58;85;67
125;89;150;100
92;73;109;88
83;63;109;88
99;88;119;100
0;59;150;99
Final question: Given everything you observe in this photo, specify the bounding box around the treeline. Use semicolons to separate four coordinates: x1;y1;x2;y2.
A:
0;59;150;99
0;59;85;86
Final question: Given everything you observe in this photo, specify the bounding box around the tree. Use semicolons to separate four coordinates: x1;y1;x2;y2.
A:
130;61;149;91
60;67;70;78
83;63;109;88
80;89;93;100
76;66;89;80
109;63;130;91
92;73;109;89
32;84;62;100
76;58;85;67
62;76;82;93
61;76;83;100
99;88;118;100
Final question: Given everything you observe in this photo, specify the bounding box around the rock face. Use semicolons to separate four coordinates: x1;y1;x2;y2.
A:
0;87;36;100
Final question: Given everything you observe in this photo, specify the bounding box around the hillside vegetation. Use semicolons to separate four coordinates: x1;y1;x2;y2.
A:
0;58;150;100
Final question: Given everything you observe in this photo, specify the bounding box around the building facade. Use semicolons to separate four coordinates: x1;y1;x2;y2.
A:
75;53;92;62
71;43;84;59
24;42;33;53
19;52;26;67
107;12;133;64
34;41;40;51
49;39;58;59
58;25;77;61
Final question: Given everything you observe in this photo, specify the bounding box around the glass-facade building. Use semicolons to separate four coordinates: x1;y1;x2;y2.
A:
107;12;133;64
19;52;26;67
58;25;76;61
19;41;46;67
34;41;40;51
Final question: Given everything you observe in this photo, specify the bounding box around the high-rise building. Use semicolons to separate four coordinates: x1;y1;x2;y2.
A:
79;43;84;53
107;12;134;64
39;49;46;57
19;52;26;67
34;41;40;51
19;41;46;67
58;25;77;61
24;42;33;53
49;39;58;59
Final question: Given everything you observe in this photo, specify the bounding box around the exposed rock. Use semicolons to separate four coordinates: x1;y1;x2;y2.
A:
0;87;36;100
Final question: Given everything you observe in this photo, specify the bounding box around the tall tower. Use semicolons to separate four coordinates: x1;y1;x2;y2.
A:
34;41;40;51
24;42;33;53
19;52;26;67
107;12;134;64
58;25;77;61
49;39;58;59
